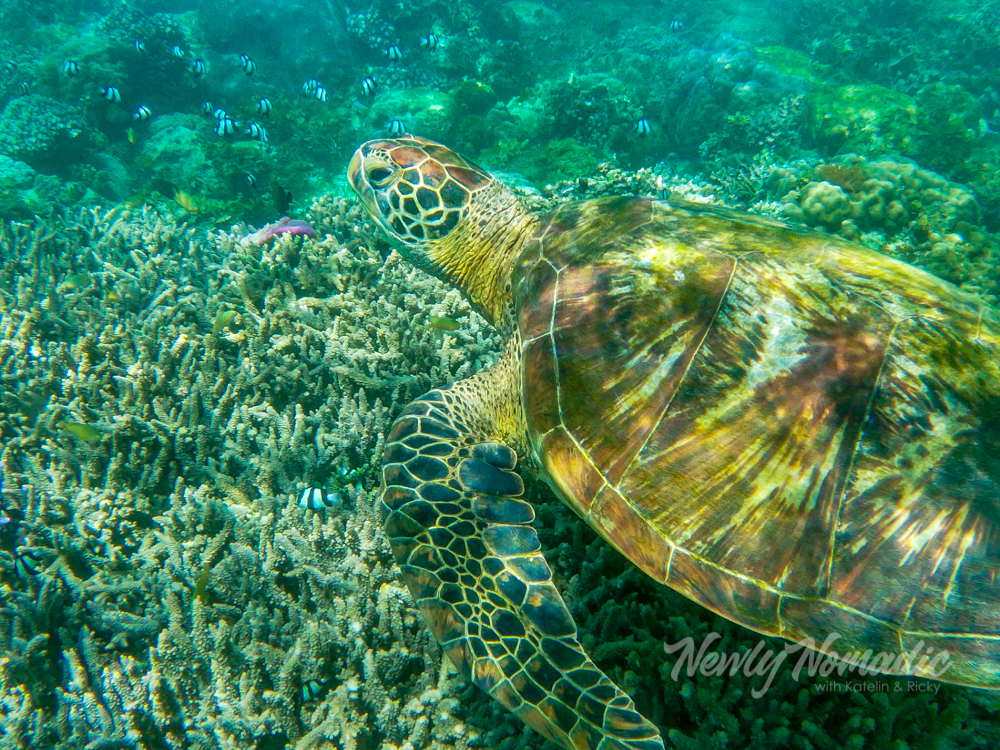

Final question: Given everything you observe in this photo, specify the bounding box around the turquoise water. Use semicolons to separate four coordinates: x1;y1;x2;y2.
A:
1;1;999;748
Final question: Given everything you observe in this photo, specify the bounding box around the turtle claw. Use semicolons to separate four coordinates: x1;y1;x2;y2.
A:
459;453;524;496
470;442;518;469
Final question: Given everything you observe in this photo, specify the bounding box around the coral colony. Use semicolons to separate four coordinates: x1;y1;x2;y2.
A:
0;0;999;749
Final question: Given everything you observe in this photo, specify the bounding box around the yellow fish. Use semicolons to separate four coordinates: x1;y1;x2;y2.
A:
57;421;102;442
127;127;136;144
429;315;461;331
63;273;90;289
173;189;199;214
213;310;237;334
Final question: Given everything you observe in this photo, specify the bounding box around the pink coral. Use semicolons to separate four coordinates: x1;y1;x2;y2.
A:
239;217;317;246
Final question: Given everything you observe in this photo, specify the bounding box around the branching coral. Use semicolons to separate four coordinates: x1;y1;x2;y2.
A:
0;196;503;749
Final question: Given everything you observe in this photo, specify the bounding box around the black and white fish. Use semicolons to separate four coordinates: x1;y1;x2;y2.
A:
19;81;29;95
100;86;121;103
13;547;41;578
361;76;378;96
669;19;684;31
213;107;227;120
191;59;206;78
389;119;406;136
63;60;80;77
172;44;184;58
133;105;151;121
202;101;213;115
302;78;318;95
246;122;268;142
298;487;340;510
256;97;272;117
245;173;256;188
134;40;146;54
420;33;439;51
300;679;327;702
314;86;327;102
4;60;17;74
240;54;256;76
634;117;652;136
385;44;402;62
216;116;236;136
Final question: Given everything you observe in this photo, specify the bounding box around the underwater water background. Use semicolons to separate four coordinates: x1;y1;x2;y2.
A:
1;0;1000;748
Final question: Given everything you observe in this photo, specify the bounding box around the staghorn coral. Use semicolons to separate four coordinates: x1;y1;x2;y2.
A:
0;165;998;750
0;196;503;750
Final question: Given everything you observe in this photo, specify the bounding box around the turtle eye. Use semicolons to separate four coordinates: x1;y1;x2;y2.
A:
367;165;394;187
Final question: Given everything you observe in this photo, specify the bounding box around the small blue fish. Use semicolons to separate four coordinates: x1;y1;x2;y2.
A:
133;105;151;121
191;59;206;78
134;40;146;54
63;60;80;77
202;101;213;115
100;85;121;103
314;86;328;102
172;44;184;58
246;173;256;188
302;78;319;95
670;19;684;31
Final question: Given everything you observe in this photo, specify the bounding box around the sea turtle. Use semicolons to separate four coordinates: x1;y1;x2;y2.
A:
348;136;1000;750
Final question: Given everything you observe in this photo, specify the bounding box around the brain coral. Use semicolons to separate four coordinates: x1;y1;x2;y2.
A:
770;154;979;234
767;154;999;302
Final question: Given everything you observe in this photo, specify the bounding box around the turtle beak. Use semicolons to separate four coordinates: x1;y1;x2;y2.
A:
347;148;365;197
348;145;400;244
347;147;381;224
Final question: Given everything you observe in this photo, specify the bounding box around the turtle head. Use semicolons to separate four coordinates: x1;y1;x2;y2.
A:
348;136;491;256
349;136;535;327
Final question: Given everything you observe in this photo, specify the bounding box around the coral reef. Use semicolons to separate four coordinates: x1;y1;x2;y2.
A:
139;114;221;195
0;95;90;171
2;2;1000;749
764;154;1000;302
0;197;502;749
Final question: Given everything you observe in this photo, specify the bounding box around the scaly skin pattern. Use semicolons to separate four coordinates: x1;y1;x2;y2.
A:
519;196;1000;688
381;338;663;750
349;137;1000;750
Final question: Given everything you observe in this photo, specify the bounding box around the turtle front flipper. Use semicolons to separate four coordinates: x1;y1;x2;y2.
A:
381;372;663;750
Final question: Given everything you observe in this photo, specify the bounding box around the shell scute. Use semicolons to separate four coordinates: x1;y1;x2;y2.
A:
516;196;1000;687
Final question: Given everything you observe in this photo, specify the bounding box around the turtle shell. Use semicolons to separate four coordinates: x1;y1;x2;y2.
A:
515;196;1000;688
